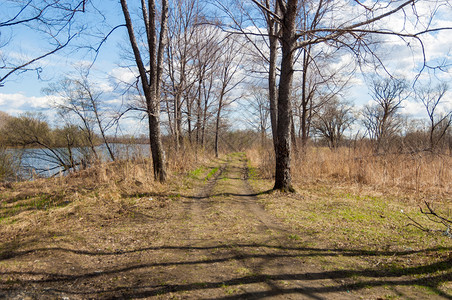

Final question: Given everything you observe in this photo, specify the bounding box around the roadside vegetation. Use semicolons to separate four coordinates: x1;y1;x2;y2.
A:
246;143;452;297
0;150;451;298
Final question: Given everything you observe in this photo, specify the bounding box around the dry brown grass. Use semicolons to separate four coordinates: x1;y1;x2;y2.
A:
1;149;450;298
247;145;452;197
0;146;212;246
246;146;275;179
246;147;452;297
165;144;213;174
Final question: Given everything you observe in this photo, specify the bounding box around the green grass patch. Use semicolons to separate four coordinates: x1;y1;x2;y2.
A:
1;193;70;219
189;166;205;179
168;193;181;200
205;167;219;181
288;234;301;240
253;179;452;297
248;165;258;180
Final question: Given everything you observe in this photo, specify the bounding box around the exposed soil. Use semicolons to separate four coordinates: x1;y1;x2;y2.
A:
0;153;450;299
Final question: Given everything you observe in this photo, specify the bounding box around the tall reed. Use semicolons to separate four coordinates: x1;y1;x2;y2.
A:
248;145;452;195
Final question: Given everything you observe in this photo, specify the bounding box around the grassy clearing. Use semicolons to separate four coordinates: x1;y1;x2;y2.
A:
247;158;452;297
246;143;452;297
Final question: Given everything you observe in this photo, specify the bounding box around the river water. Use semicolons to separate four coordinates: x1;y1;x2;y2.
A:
7;143;150;179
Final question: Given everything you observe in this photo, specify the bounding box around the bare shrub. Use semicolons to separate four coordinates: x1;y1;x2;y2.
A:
0;147;19;182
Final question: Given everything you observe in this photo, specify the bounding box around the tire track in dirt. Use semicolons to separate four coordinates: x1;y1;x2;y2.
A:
218;156;351;299
177;156;267;298
170;153;354;299
184;156;269;298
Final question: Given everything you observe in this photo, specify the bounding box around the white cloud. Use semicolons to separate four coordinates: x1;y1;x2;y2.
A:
118;116;147;136
0;92;53;115
104;98;122;106
435;96;452;116
109;67;137;84
401;100;425;118
97;81;114;93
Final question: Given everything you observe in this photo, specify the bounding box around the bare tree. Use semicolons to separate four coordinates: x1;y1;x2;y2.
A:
43;71;117;162
243;87;270;147
363;77;408;152
214;36;244;157
264;0;281;153
0;0;87;86
120;0;168;182
312;97;354;149
192;26;222;147
292;47;354;149
172;23;220;146
416;82;452;152
46;78;98;161
165;0;203;150
215;0;280;151
237;0;452;191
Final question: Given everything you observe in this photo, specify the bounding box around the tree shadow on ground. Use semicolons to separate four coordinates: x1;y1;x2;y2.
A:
1;243;451;299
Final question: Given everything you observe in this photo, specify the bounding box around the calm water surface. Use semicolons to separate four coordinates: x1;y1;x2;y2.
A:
8;143;150;179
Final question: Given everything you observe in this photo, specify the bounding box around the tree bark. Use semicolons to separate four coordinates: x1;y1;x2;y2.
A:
196;79;202;145
291;111;297;153
300;46;309;149
174;88;182;151
186;96;193;143
121;0;167;182
273;0;297;192
214;94;223;158
267;1;279;153
148;109;166;182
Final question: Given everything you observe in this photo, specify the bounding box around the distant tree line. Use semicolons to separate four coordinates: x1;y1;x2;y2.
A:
0;112;104;175
1;113;91;148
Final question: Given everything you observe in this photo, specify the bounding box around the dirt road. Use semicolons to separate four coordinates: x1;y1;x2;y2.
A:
1;153;450;299
155;153;353;299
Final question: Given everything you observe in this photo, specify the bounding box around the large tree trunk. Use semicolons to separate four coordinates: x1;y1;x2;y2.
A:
300;47;309;149
121;0;167;182
273;0;297;192
174;89;182;151
201;70;210;147
173;58;186;151
201;92;209;147
195;76;202;145
291;111;297;153
186;94;193;143
148;107;167;182
268;33;278;152
214;105;221;158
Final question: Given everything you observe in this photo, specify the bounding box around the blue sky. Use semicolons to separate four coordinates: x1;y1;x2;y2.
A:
0;1;128;125
1;0;452;135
